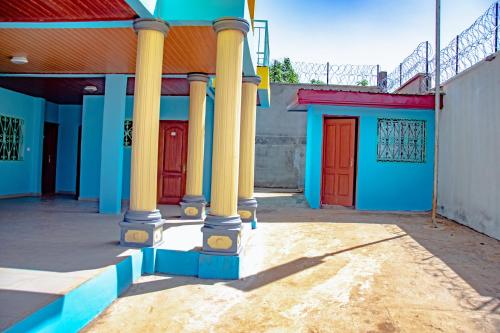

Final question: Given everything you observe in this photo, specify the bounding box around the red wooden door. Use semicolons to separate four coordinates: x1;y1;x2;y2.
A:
321;118;357;206
157;121;188;204
42;122;59;195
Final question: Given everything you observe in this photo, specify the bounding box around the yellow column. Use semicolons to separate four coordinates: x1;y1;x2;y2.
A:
202;17;249;255
238;76;260;229
181;73;209;220
120;19;169;248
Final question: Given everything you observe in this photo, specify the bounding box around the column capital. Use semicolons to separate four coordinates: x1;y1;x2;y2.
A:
213;17;250;35
133;18;170;35
243;76;261;86
187;72;209;83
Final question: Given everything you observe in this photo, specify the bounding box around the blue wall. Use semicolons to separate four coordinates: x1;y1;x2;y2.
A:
0;87;44;197
56;105;82;193
305;105;435;211
81;95;214;203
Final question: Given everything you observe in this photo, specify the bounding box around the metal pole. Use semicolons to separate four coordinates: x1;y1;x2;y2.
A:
455;35;459;74
425;41;430;90
431;0;441;228
495;1;499;53
399;63;403;86
326;62;330;85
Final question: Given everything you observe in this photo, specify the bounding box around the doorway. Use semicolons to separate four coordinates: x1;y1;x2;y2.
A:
157;120;188;204
321;117;358;207
41;122;59;195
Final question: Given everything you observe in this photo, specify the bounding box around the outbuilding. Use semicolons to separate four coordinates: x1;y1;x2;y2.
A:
289;89;440;211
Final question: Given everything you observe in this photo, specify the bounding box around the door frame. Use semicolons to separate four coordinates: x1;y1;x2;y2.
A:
320;115;360;208
157;120;189;205
41;122;59;196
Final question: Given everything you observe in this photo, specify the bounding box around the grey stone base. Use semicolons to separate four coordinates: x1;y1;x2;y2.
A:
238;197;258;224
201;215;242;255
180;195;206;220
120;209;165;247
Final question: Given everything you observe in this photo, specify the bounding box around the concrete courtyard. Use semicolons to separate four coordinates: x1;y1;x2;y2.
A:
1;190;499;332
84;191;499;333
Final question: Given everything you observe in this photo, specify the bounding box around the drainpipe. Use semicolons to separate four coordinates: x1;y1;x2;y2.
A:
431;0;441;228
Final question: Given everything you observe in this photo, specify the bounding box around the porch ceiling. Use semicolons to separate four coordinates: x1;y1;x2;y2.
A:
0;0;137;22
0;26;217;74
0;77;190;104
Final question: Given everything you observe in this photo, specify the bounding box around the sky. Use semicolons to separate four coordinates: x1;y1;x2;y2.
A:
254;0;494;72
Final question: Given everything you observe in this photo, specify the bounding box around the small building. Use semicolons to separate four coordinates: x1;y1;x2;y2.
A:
289;89;439;211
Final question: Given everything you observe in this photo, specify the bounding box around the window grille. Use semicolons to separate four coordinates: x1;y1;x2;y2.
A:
377;118;426;163
124;120;133;147
0;115;24;161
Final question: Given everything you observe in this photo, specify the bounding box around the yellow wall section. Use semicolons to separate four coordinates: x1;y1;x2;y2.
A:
129;29;165;212
257;66;269;90
185;80;207;196
210;29;245;217
238;81;259;199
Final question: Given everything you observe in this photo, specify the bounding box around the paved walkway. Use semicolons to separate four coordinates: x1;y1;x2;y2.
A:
84;191;500;333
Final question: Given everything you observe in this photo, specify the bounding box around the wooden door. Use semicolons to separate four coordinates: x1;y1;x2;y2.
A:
42;122;58;195
157;121;188;204
321;118;357;206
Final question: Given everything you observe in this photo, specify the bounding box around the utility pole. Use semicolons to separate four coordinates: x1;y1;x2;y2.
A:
431;0;441;228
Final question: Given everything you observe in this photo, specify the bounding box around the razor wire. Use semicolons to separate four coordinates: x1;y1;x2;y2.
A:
290;62;379;86
429;1;499;83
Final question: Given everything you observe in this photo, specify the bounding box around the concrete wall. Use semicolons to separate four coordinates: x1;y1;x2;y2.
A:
255;83;378;189
0;87;44;197
305;105;435;211
438;52;500;240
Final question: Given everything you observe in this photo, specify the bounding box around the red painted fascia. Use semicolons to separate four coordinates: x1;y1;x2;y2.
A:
297;89;442;110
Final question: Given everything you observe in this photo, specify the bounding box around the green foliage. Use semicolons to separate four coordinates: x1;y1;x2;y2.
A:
356;79;369;86
270;58;299;84
310;79;325;84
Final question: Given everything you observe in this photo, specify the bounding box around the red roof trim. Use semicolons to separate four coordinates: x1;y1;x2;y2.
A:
297;89;442;110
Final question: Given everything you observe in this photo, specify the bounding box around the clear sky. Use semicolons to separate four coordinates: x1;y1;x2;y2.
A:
255;0;494;72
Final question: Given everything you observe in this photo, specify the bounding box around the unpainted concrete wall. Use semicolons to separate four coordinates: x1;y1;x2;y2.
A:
255;83;378;189
438;52;500;240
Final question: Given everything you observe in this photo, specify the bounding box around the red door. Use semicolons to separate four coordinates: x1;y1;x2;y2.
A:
42;122;59;195
321;118;357;206
157;121;188;204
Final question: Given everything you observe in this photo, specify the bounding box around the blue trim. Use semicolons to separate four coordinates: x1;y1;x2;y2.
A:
0;20;133;29
4;246;244;332
125;0;156;18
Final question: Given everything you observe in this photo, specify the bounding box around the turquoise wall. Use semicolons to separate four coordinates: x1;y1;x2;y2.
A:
56;105;82;193
305;105;435;211
156;0;245;23
81;95;214;203
0;88;44;197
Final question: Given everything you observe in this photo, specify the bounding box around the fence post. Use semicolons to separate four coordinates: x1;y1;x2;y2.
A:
399;63;402;86
495;1;499;53
455;35;459;74
425;41;430;90
326;62;330;85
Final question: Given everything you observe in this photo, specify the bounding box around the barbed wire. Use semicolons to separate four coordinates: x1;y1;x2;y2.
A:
429;1;498;83
289;61;379;86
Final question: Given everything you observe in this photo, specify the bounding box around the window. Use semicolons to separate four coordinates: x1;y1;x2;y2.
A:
0;115;24;161
377;118;426;163
124;120;133;147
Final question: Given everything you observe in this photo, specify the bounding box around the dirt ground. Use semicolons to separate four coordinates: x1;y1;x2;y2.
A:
84;191;500;333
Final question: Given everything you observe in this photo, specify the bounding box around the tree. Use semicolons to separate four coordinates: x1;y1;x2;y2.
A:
270;58;299;84
310;79;325;84
356;79;369;86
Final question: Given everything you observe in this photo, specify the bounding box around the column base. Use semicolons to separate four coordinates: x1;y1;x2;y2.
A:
201;215;242;255
120;209;165;247
238;197;258;229
180;195;206;220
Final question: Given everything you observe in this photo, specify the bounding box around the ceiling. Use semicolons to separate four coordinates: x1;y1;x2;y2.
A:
0;0;137;22
0;77;191;104
0;26;217;74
